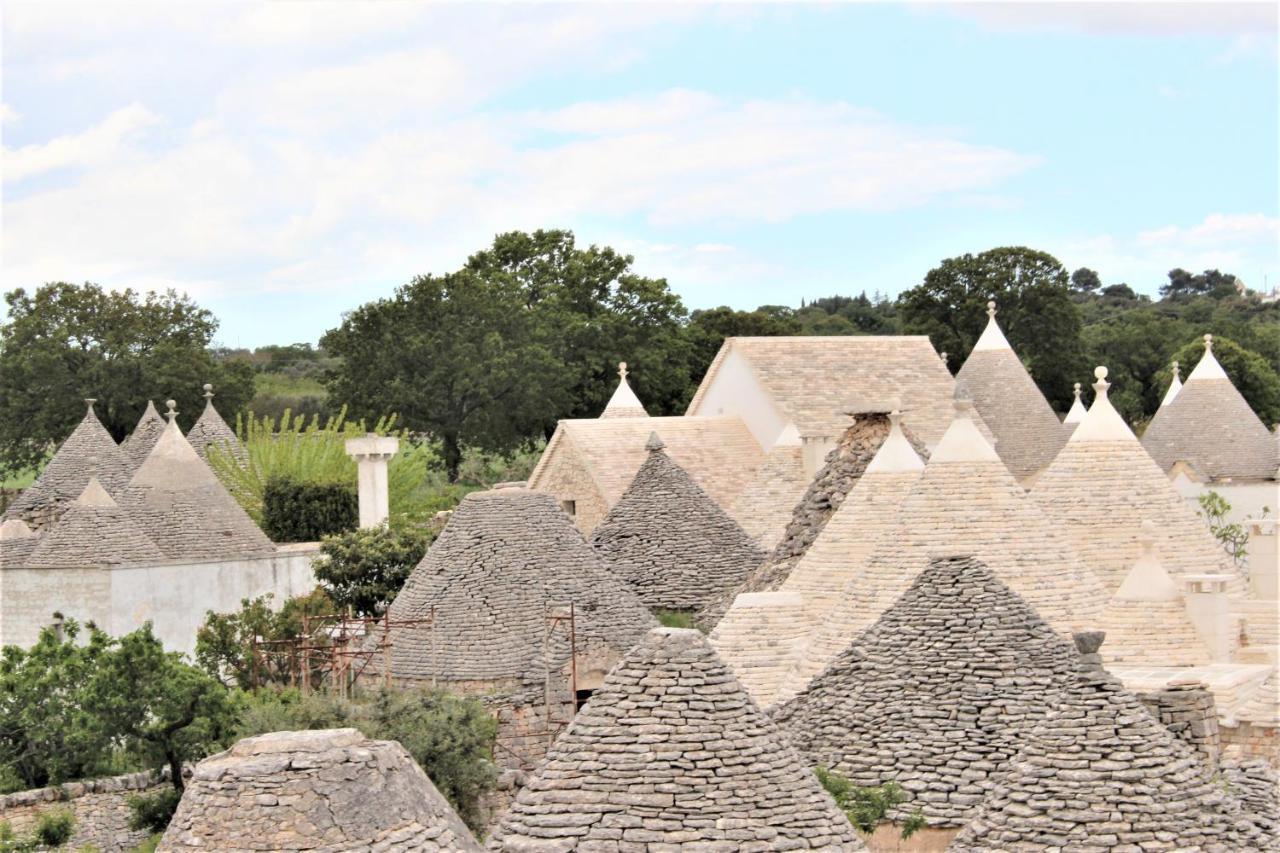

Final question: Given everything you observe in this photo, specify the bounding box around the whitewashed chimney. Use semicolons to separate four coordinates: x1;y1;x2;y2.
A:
344;434;399;528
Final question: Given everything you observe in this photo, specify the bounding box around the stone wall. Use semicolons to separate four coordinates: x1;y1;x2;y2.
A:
527;435;609;535
0;770;165;853
1221;721;1280;766
1136;680;1221;771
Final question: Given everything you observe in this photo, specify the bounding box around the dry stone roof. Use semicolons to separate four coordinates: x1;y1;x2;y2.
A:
774;556;1078;827
487;626;866;852
119;418;274;561
589;433;765;610
159;728;481;852
25;477;163;568
729;439;810;551
1222;757;1279;843
1235;669;1279;727
0;519;38;568
955;302;1068;481
950;632;1271;852
1142;335;1278;481
187;385;247;464
120;400;166;472
1032;367;1241;592
707;590;815;706
379;487;655;687
5;400;131;523
599;362;648;419
687;335;961;446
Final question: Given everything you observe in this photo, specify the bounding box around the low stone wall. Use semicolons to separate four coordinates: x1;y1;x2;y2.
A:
0;770;166;852
1221;721;1279;766
1136;680;1221;772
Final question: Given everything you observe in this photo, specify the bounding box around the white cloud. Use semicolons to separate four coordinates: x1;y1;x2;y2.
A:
942;2;1278;37
2;102;159;182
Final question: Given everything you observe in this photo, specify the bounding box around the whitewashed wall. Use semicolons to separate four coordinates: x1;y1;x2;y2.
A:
687;347;788;450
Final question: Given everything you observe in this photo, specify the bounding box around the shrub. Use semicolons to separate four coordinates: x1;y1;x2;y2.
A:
815;767;924;839
312;526;431;617
261;477;357;542
126;788;182;834
195;589;336;689
34;810;75;847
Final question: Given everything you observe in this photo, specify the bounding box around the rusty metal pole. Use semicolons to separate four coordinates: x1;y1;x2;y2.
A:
568;602;578;711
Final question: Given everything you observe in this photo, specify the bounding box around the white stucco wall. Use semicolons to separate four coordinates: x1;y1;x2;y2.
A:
0;544;318;656
688;348;788;450
1172;476;1279;600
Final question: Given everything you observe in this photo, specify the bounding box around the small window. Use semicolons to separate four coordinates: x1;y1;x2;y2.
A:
560;499;576;516
575;689;594;711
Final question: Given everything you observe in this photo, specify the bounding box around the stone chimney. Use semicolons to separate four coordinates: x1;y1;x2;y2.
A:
344;434;399;528
800;433;835;479
1182;573;1235;662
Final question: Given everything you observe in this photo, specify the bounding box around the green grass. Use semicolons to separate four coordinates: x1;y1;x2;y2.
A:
655;610;695;630
0;468;37;490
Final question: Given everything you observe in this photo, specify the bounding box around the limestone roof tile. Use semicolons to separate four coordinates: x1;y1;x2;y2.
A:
774;556;1079;828
25;477;164;568
487;627;866;851
0;519;38;568
186;386;247;464
1235;669;1278;727
728;441;810;551
120;401;166;472
589;435;765;610
598;362;648;419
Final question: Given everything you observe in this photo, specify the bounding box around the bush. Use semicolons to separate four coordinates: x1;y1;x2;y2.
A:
261;477;357;542
196;589;336;689
34;810;75;847
126;788;182;834
313;527;431;617
815;767;924;839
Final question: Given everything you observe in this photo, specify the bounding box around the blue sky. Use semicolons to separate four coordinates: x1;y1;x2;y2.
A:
3;2;1277;348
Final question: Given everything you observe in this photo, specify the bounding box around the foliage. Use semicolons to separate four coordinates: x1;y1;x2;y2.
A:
814;767;924;839
0;283;255;476
1070;267;1101;293
654;610;695;630
126;788;182;834
1081;309;1192;424
1161;268;1241;301
195;588;336;689
261;477;357;543
34;810;75;848
685;306;802;391
1166;335;1280;426
1197;491;1255;568
312;526;431;617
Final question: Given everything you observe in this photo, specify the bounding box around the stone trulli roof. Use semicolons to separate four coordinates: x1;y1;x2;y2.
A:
4;400;131;522
1031;367;1242;593
25;477;164;568
380;487;656;687
1142;334;1279;481
0;518;39;568
712;412;924;707
1235;668;1279;728
1162;360;1184;407
160;728;482;852
186;385;247;464
589;433;765;610
949;632;1272;852
598;361;648;418
687;335;961;446
1222;757;1280;843
486;627;866;852
706;590;815;706
773;556;1078;828
695;411;931;630
120;400;166;472
784;401;1106;693
1099;521;1211;667
955;302;1069;481
119;414;274;561
728;433;810;551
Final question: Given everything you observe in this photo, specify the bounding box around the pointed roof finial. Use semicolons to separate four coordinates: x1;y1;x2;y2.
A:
202;383;214;401
618;362;628;381
1203;333;1213;353
84;398;97;413
1171;361;1180;381
164;399;178;422
1073;382;1082;400
940;351;948;364
1093;365;1109;394
645;431;665;452
986;300;997;319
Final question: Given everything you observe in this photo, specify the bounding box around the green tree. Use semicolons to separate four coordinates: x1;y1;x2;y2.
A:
1070;267;1102;293
1161;268;1241;301
0;283;256;475
898;246;1085;405
685;306;802;388
1164;335;1280;425
195;589;336;689
312;526;431;617
1082;309;1192;424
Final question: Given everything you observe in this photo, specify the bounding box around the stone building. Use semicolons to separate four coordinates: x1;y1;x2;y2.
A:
728;428;810;551
23;478;164;568
119;400;165;472
588;432;764;611
371;487;656;767
487;626;866;852
950;632;1272;852
773;556;1078;839
953;301;1068;483
160;729;481;852
186;384;247;464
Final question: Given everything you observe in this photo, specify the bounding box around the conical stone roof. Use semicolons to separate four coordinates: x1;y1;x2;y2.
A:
160;728;482;852
599;361;648;418
0;518;38;568
120;400;166;472
25;477;164;568
1222;757;1279;843
955;302;1068;481
381;487;656;687
950;632;1271;852
589;432;765;610
119;415;274;561
773;556;1078;827
487;627;866;851
1031;367;1240;592
729;435;810;551
5;400;131;523
1142;335;1278;480
186;385;247;464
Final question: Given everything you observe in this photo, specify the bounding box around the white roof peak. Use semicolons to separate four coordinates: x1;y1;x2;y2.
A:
601;361;649;418
1114;520;1180;602
1187;334;1229;381
1069;366;1138;443
1063;381;1088;424
75;476;116;508
0;518;35;541
1161;360;1183;406
929;400;1002;464
774;421;803;447
865;411;925;474
970;299;1012;352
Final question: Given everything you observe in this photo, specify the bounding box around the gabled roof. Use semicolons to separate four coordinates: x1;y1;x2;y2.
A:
528;415;762;512
774;556;1078;827
1032;367;1241;592
382;488;655;686
950;632;1271;851
25;477;163;568
727;437;810;550
589;433;764;610
687;335;959;445
955;302;1067;481
598;361;648;418
5;400;131;521
186;385;247;464
1142;335;1278;480
163;729;482;852
487;627;866;852
119;417;274;561
0;518;38;568
120;400;166;472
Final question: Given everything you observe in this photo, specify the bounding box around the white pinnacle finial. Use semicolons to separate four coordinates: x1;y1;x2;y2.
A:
1070;364;1136;442
987;300;997;319
618;362;628;381
865;409;925;473
940;351;948;363
1073;382;1082;400
1094;365;1109;385
84;398;97;413
1203;333;1213;353
1171;361;1180;381
1138;519;1157;552
164;399;178;422
971;300;1011;352
202;383;214;401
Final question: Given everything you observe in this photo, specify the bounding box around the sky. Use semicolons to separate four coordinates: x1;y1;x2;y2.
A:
2;2;1277;348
